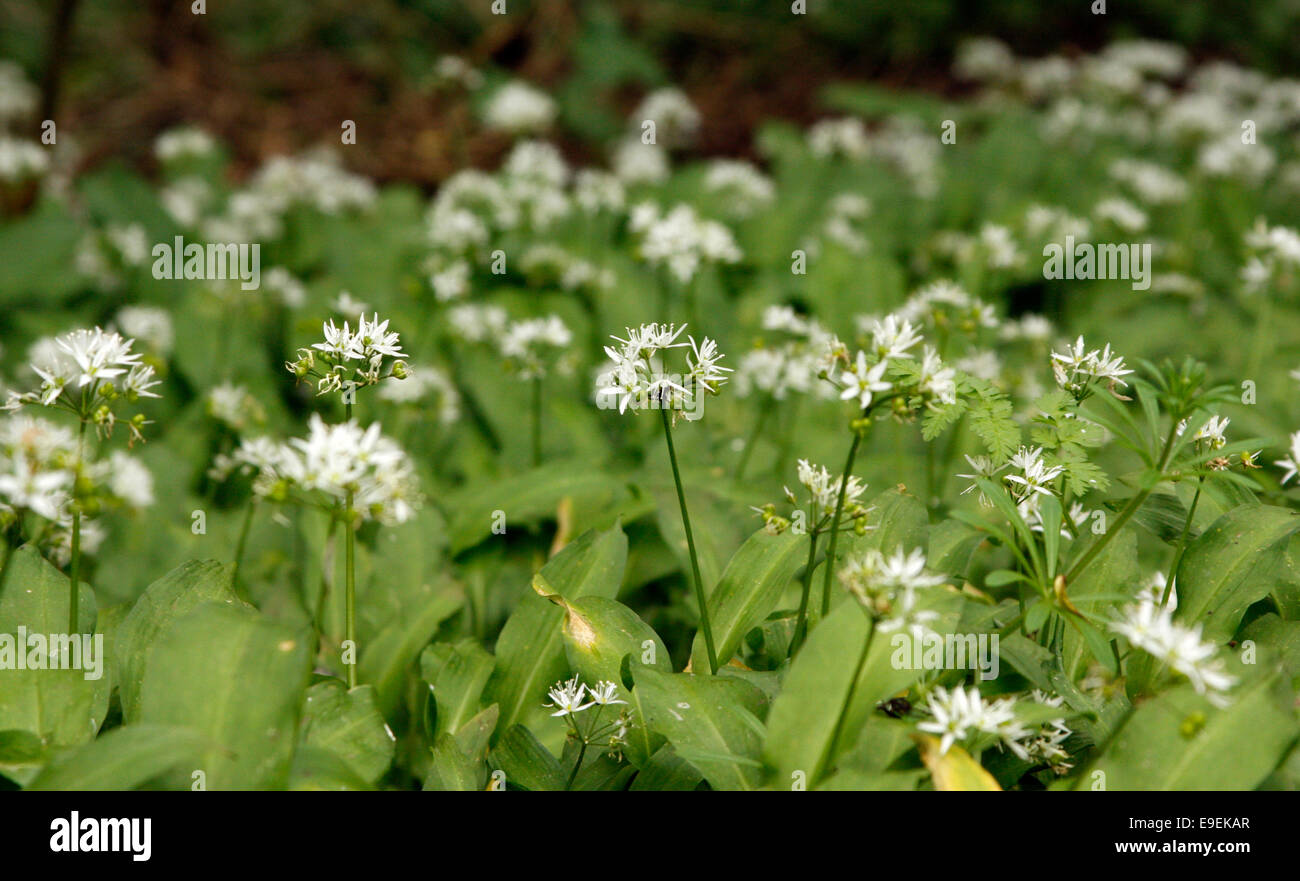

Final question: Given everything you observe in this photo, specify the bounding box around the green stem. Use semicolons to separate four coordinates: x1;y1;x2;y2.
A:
820;423;864;617
345;491;356;689
661;406;718;674
68;419;87;633
565;738;588;791
1162;477;1204;606
1064;420;1180;583
344;400;357;689
790;523;820;656
531;375;543;467
828;618;876;763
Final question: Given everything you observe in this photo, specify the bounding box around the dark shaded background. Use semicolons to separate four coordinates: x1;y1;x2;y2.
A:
2;0;1298;184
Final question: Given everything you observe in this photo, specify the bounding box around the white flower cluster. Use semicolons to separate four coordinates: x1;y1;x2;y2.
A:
917;685;1031;760
544;676;633;758
629;202;742;284
482;80;557;135
893;280;999;335
828;312;957;413
1049;335;1133;400
0;62;46;184
230;414;419;526
207;382;265;434
0;413;154;561
595;323;730;418
114;306;174;356
287;313;408;396
376;365;460;426
1110;599;1236;704
703;160;774;218
154;126;217;164
838;547;946;637
518;244;614;294
1241;218;1300;295
733;306;839;401
203;150;376;244
4;327;160;442
500;315;574;380
751;457;873;536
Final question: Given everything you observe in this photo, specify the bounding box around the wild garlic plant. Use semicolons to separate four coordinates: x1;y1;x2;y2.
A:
816;314;957;621
596;322;730;673
2;328;160;630
544;676;633;789
282;312;417;688
752;458;873;653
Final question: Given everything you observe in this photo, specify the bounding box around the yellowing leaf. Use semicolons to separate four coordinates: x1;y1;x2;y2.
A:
911;733;1001;791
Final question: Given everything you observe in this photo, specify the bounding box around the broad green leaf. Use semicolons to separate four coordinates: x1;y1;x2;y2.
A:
543;594;670;685
138;604;312;790
492;724;565;791
444;466;638;555
763;591;963;785
27;724;204;791
300;681;395;785
1080;671;1297;790
628;745;704;791
423;704;498;791
1176;505;1300;642
289;746;375;791
632;666;766;791
0;546;104;748
485;524;627;734
421;640;494;738
690;529;807;672
357;577;462;720
117;559;247;721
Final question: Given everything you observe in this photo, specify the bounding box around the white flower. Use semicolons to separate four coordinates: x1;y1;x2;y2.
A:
1004;446;1064;500
1276;430;1300;486
917;347;957;406
870;315;923;360
377;365;460;425
839;351;891;410
586;680;628;707
1111;600;1236;703
0;455;71;520
703;160;774;217
791;458;865;510
545;676;593;717
104;451;154;508
918;686;1030;758
1050;335;1132;397
115;306;174;355
57;328;143;389
448;304;509;343
500;315;573;379
636;203;741;284
956;454;1005;504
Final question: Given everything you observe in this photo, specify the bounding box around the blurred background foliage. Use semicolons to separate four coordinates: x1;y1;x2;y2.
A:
1;0;1298;185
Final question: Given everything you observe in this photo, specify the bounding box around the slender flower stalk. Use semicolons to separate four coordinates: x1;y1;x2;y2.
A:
344;400;357;689
662;406;718;673
820;422;864;616
68;419;86;632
